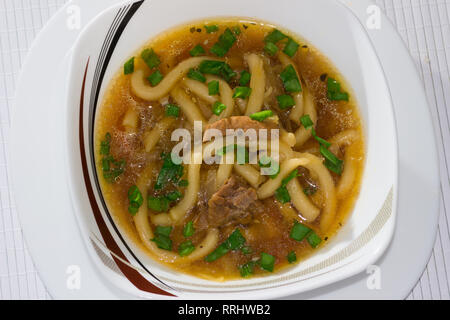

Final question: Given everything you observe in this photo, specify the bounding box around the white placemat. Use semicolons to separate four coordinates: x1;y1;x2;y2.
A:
0;0;448;300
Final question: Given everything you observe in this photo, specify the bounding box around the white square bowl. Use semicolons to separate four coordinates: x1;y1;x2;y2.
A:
65;0;398;299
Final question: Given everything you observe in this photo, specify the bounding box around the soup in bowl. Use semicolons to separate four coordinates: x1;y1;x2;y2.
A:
67;0;397;299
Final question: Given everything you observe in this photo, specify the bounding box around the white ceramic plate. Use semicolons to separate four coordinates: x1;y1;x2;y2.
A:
9;0;439;299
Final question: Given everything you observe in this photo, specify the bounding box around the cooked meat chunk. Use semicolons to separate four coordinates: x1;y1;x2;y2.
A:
204;116;278;141
208;176;259;227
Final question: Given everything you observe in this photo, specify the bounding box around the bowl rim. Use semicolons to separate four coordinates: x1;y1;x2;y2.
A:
65;0;399;299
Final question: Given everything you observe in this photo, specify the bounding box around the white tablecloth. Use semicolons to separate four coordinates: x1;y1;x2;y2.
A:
0;0;449;300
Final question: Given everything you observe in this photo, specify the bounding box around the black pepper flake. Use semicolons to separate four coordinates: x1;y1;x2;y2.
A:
302;45;308;48
324;237;328;241
320;73;328;82
190;27;196;33
250;22;256;25
243;24;249;29
197;28;202;33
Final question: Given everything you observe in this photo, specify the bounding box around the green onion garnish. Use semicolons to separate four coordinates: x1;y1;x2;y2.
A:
100;132;111;155
151;226;173;251
307;231;322;248
154;153;184;190
208;80;219;95
141;48;160;69
124;57;135;75
199;60;236;82
239;261;257;277
205;229;246;262
165;190;182;202
233;87;252;99
275;186;291;204
283;38;299;57
249;110;273;122
287;251;297;263
264;42;279;56
183;221;195;238
277;94;295;109
300;114;314;129
178;240;196;257
189;44;206;57
127;185;143;215
147;70;164;86
178;179;189;187
232;25;241;35
147;196;169;213
280;65;302;93
210;28;237;57
265;29;287;43
259;253;275;272
204;24;219;33
320;145;343;175
290;221;311;242
187;68;206;83
327;77;349;101
165;104;180;118
212;101;227;116
239;70;251;86
100;133;126;183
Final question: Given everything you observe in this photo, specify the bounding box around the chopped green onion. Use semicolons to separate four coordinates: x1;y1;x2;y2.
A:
290;221;312;242
178;179;189;187
178;241;196;256
287;251;297;264
300;114;314;129
166;190;182;202
277;94;295;109
249;110;273;122
124;57;135;75
259;253;275;272
265;29;287;43
239;261;257;277
204;25;219;33
233;86;252;99
212;101;227;116
283;38;299;57
275;186;291;204
100;132;111;155
282;169;298;186
205;229;246;262
190;44;206;57
155;226;172;237
199;60;236;82
127;185;143;215
151;226;173;251
147;196;169;212
183;221;195;238
141;48;160;69
210;28;236;57
280;65;302;93
300;115;331;148
208;80;219;95
307;231;322;248
320;145;343;175
232;25;241;35
154;153;184;190
165;104;180;118
187;68;206;83
327;78;349;101
264;42;279;56
147;70;164;86
239;70;251;86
